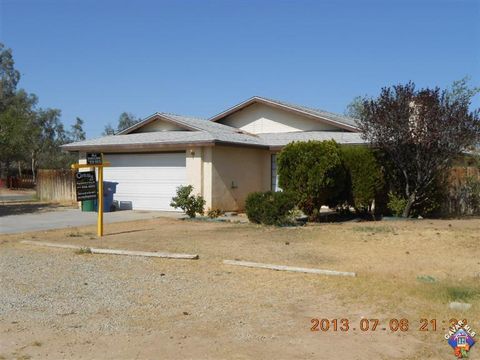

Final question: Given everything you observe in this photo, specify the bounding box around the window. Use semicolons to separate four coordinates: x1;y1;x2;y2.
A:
271;154;280;191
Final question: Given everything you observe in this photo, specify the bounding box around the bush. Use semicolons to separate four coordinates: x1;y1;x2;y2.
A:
245;191;296;226
387;192;407;217
170;185;205;218
277;140;346;217
341;146;384;213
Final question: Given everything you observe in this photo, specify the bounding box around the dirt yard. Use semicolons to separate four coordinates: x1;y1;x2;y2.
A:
0;216;478;359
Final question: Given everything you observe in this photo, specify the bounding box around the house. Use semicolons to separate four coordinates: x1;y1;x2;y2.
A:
62;96;365;211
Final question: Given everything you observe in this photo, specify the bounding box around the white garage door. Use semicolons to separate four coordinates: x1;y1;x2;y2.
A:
103;152;186;211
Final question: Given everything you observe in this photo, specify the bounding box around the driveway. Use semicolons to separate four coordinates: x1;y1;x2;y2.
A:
0;208;183;234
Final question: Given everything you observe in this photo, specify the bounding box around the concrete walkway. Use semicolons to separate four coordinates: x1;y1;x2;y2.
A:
0;209;183;234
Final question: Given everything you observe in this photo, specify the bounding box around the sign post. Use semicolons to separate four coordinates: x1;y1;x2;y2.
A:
72;153;110;237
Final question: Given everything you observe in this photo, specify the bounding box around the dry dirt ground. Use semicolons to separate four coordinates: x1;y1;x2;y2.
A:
0;216;479;359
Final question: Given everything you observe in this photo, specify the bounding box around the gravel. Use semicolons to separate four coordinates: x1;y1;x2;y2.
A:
0;246;183;334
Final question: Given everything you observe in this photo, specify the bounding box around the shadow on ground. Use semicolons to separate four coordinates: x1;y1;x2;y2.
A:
0;202;71;217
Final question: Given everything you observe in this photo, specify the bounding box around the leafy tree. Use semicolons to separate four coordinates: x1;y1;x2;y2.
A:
0;90;36;177
0;43;20;110
117;112;139;132
69;117;86;141
102;112;140;136
356;82;480;217
344;95;368;119
27;108;68;178
102;123;115;136
446;76;480;105
277;140;347;218
0;42;74;178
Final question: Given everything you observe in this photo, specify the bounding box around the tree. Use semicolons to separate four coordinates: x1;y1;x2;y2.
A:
117;112;139;132
0;90;36;177
0;43;20;110
344;95;368;119
27;108;70;179
446;76;480;105
356;82;480;217
0;42;73;178
102;123;115;136
102;112;140;136
277;140;347;218
69;117;86;141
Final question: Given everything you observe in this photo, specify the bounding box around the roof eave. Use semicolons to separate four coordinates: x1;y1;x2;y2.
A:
116;113;201;135
61;140;216;153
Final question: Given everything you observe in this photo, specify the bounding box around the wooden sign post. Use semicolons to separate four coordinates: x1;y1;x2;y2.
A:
72;153;110;237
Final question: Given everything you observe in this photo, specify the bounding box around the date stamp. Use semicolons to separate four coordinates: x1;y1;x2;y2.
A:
310;318;470;333
310;318;477;358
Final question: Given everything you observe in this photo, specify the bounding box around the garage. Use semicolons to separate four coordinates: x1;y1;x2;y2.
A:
103;152;186;211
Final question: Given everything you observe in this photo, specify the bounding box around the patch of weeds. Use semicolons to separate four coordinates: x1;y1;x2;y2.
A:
74;247;92;255
417;275;437;283
352;225;394;234
32;341;42;347
445;286;479;302
68;232;82;238
418;281;480;303
0;355;7;360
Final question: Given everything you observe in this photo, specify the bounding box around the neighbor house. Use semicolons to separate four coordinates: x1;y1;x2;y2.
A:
63;96;365;211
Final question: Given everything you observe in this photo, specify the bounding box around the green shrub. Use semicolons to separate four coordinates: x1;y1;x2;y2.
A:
170;185;205;218
387;192;407;216
245;191;296;226
277;140;346;217
341;146;384;213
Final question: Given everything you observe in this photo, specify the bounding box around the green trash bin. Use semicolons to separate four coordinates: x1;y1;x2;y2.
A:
81;199;96;212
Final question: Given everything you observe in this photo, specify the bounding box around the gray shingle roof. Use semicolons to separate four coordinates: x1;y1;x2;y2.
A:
63;106;365;152
258;131;365;148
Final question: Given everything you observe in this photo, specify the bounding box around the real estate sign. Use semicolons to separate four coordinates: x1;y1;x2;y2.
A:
75;170;98;201
86;153;103;165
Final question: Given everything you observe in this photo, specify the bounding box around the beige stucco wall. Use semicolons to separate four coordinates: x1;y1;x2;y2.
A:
219;103;339;134
78;145;272;212
185;146;214;209
211;145;271;211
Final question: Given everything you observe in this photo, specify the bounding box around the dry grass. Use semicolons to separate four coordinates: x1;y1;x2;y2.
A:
1;216;479;359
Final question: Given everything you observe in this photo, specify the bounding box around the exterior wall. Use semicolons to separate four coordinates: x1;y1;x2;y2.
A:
135;120;186;132
218;103;339;134
186;146;213;209
77;145;270;212
211;145;270;211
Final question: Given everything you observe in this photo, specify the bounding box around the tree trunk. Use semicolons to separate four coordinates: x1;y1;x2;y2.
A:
31;156;36;183
402;192;416;218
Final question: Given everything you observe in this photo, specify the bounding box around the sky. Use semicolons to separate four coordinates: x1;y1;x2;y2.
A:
1;0;479;137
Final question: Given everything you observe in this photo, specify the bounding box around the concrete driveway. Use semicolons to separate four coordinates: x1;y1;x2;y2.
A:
0;208;183;234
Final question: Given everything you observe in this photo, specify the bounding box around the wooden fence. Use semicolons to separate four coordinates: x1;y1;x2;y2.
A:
6;175;35;189
443;166;480;216
36;169;76;202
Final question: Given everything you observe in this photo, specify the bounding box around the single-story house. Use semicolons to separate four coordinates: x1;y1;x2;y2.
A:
63;96;365;211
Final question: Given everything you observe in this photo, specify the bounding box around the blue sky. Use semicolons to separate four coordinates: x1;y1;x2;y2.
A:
1;0;479;137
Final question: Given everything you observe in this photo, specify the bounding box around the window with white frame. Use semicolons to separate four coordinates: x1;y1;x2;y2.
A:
271;154;280;191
